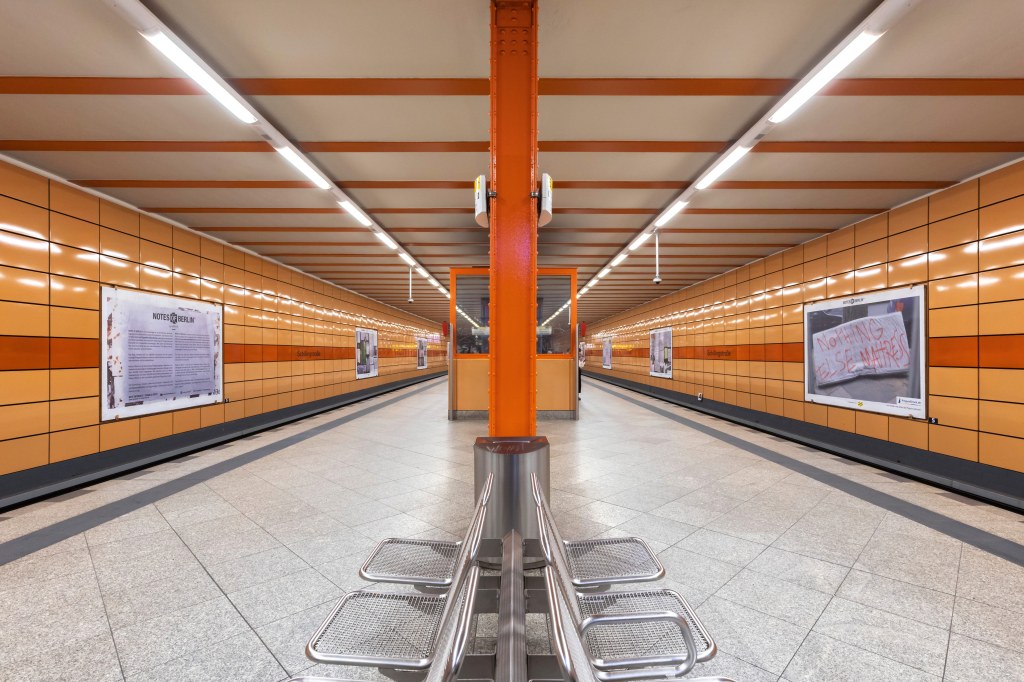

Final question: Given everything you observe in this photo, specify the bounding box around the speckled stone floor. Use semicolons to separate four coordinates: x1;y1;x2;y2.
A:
1;377;1022;681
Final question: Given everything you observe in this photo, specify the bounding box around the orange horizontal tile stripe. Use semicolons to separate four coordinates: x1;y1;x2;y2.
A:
928;337;979;367
302;141;487;153
51;338;100;369
223;344;357;363
979;335;1024;369
0;336;49;370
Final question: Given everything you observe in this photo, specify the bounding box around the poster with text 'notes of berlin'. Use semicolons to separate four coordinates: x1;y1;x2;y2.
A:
101;287;223;421
804;285;926;418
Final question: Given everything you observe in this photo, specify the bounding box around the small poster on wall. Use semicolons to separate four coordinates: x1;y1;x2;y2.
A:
355;328;379;379
804;285;926;418
416;338;428;369
650;327;673;378
101;287;223;420
602;338;613;369
577;341;586;368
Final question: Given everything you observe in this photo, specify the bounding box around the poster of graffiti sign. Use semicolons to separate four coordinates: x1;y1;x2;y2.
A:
416;338;428;369
101;287;222;420
602;338;613;369
649;327;673;378
355;328;379;379
804;285;926;418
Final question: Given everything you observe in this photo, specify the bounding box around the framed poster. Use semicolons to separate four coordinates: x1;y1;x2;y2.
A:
602;338;613;369
355;328;379;379
577;341;586;368
804;285;926;418
416;338;428;369
101;287;222;420
649;327;673;378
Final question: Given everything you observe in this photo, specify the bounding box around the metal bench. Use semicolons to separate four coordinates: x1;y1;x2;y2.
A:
532;474;663;588
304;480;486;674
359;473;493;587
537;485;717;680
546;567;733;682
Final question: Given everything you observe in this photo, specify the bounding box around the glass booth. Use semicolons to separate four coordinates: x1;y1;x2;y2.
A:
448;268;578;420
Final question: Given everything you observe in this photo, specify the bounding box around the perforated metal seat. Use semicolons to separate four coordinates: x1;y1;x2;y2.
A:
307;590;451;668
532;476;664;588
577;589;714;670
361;538;461;587
360;474;492;587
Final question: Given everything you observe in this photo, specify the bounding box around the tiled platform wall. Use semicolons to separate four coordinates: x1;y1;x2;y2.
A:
0;159;445;479
585;158;1024;475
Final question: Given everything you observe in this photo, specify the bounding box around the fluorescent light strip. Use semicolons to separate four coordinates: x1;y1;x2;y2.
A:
373;230;397;250
399;252;415;266
629;232;652;251
654;200;687;227
339;200;372;226
416;267;428;278
275;146;330;189
611;253;628;266
143;32;256;124
597;268;611;279
770;32;882;123
695;145;751;190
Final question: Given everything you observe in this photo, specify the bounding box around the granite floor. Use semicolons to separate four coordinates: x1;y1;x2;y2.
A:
1;377;1022;681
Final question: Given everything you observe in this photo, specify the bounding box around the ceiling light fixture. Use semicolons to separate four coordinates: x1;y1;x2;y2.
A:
597;268;611;279
274;146;331;190
611;253;628;267
399;252;415;266
339;200;373;226
142;32;256;124
373;230;397;250
654;200;687;227
416;267;428;278
695;145;751;190
629;231;652;251
769;32;882;123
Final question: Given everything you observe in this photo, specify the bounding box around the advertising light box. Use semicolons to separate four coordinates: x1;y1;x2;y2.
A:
804;285;926;418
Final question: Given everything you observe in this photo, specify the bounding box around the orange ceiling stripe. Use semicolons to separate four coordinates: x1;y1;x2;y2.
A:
303;141;487;152
5;140;1020;154
540;141;723;153
76;179;950;190
755;141;1024;153
234;78;489;96
0;140;270;152
6;77;1022;96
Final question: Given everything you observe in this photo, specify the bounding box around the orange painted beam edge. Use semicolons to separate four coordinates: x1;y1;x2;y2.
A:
3;77;1024;96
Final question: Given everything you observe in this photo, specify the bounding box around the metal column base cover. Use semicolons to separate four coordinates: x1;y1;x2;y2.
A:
474;436;550;540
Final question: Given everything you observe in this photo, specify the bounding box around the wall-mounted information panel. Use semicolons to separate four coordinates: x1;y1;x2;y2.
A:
101;287;223;421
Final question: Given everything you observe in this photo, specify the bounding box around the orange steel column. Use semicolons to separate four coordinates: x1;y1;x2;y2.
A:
488;0;539;437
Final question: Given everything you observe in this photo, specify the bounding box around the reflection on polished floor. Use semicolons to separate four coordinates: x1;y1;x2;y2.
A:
1;377;1022;681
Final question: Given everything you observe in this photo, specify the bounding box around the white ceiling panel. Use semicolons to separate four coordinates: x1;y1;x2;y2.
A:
148;0;490;78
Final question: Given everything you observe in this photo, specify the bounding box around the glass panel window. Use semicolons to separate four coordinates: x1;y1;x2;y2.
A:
455;275;489;355
538;275;572;355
